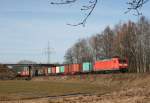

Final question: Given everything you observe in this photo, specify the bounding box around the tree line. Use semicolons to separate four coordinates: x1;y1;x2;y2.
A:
64;16;150;73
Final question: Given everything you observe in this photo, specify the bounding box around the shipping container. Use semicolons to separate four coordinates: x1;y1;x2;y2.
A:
56;66;60;73
64;65;69;74
48;67;51;74
82;62;92;72
44;67;48;76
69;64;81;74
51;67;56;74
59;66;65;73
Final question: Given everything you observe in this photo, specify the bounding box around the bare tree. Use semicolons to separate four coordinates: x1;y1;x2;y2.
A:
73;39;92;63
115;21;139;72
64;16;150;73
136;16;150;72
101;26;115;58
64;47;74;64
50;0;149;26
114;17;150;73
89;34;103;61
64;39;92;63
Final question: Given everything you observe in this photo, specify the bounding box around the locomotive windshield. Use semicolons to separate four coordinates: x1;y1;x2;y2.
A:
119;59;127;63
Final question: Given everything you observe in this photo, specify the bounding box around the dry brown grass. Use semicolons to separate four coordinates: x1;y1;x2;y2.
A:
48;73;150;103
1;73;150;103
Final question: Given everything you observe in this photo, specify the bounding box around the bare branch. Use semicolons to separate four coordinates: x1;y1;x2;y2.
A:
51;0;98;27
51;0;77;5
50;0;149;26
125;0;149;16
68;0;97;27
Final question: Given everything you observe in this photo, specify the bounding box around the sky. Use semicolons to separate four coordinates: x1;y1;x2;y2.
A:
0;0;150;63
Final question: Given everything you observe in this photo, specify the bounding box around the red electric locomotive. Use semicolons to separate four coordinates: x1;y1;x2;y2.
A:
94;57;128;73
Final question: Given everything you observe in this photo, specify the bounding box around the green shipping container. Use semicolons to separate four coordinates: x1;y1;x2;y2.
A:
48;67;51;74
59;66;65;73
82;62;92;72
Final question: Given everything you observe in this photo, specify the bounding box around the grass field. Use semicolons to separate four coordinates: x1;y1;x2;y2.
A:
0;81;98;100
0;73;150;103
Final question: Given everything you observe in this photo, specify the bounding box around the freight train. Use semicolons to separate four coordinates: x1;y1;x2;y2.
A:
12;57;128;77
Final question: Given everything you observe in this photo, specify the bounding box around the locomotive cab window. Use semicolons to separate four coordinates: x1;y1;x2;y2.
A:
119;59;126;63
114;60;116;63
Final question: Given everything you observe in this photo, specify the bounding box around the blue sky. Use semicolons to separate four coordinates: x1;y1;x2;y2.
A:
0;0;150;63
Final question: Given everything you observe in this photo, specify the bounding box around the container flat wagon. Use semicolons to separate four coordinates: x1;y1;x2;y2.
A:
12;57;128;77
